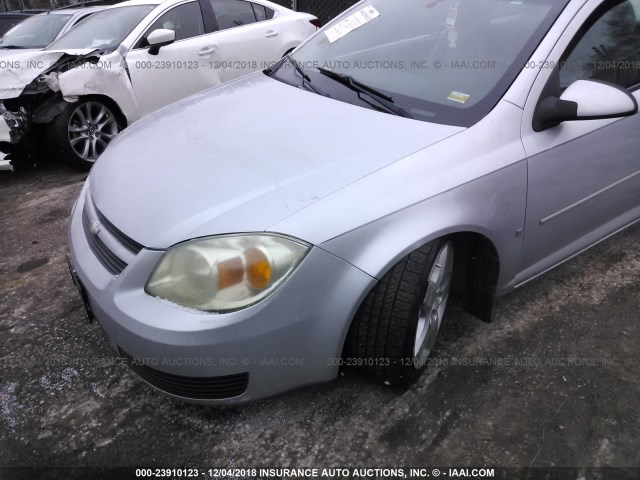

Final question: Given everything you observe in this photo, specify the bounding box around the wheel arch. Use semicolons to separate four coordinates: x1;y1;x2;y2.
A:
447;231;500;322
319;164;526;326
33;93;128;129
337;230;501;370
332;226;502;352
371;229;500;321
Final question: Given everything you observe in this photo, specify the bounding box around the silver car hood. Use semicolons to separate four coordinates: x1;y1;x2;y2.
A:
90;73;464;249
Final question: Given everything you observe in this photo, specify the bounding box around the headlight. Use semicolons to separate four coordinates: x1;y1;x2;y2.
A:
145;234;310;312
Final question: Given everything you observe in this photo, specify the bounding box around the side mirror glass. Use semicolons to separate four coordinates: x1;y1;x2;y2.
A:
147;28;175;55
533;79;638;132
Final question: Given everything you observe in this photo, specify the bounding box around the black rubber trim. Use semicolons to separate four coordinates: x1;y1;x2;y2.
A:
82;206;127;275
119;348;249;400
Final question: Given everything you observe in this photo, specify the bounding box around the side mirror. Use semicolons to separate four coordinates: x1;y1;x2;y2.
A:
147;28;175;55
533;79;638;132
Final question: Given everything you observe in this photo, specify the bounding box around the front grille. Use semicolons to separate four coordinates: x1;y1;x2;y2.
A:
119;348;250;400
82;207;127;275
94;207;143;254
82;194;144;275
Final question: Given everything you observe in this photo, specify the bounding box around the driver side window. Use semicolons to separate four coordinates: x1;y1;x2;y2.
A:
560;0;640;89
136;2;205;49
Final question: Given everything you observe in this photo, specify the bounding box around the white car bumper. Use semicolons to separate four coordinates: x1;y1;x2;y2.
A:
0;116;12;171
0;114;11;143
0;156;11;171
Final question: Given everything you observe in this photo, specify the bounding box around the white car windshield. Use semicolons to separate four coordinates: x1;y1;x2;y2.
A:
287;0;569;126
0;14;73;49
46;5;156;52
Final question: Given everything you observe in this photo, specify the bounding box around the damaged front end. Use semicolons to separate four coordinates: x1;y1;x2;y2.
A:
0;51;107;165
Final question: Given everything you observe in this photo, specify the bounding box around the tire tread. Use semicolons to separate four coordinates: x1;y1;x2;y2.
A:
346;240;444;388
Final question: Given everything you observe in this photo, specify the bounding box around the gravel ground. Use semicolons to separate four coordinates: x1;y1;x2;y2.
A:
0;165;638;479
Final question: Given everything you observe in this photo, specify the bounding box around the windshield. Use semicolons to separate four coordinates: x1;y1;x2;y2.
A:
283;0;568;126
0;14;72;49
47;5;156;52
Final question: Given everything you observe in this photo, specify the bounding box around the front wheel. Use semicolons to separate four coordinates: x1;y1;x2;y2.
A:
51;99;121;170
345;238;454;389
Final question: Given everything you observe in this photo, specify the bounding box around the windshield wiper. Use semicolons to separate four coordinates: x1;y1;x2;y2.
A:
287;55;309;82
317;67;413;118
285;55;330;97
266;55;329;97
0;45;28;49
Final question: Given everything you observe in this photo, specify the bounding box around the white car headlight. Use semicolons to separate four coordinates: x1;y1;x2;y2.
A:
145;234;310;312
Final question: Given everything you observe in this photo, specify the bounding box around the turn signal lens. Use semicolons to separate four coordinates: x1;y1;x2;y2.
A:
245;247;271;290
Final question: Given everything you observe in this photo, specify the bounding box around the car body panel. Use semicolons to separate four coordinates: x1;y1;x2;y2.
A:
126;27;222;115
314;100;527;293
0;50;76;98
89;73;464;249
56;48;140;121
517;0;640;284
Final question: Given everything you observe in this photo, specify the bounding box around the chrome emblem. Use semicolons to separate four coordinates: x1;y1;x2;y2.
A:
89;218;102;236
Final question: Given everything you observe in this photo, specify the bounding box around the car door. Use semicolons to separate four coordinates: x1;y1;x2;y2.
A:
518;0;640;284
206;0;286;82
126;0;221;118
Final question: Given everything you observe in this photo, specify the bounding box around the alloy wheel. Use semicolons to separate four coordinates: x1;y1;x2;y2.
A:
68;101;119;162
413;241;454;367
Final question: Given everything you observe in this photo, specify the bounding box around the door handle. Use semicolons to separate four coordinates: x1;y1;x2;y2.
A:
198;47;216;56
265;30;279;38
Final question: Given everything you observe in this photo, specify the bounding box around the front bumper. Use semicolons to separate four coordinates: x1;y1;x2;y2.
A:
0;104;30;158
68;184;375;404
0;117;13;171
0;114;12;144
0;155;11;171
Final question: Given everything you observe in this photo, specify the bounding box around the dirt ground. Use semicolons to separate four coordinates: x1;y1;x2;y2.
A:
0;165;638;480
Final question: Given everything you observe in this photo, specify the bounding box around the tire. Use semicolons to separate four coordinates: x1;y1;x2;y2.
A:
51;98;121;171
346;238;454;389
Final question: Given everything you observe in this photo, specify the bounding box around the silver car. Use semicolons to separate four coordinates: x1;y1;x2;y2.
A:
68;0;640;404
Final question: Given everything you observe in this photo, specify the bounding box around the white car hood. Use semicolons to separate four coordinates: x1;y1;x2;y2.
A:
90;73;464;249
0;48;96;99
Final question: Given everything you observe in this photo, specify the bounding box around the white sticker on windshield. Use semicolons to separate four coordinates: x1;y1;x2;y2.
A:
324;6;381;43
447;91;470;104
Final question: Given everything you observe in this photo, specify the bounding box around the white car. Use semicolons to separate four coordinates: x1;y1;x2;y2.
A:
0;0;318;169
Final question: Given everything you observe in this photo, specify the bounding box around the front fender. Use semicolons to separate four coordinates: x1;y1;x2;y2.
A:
319;160;527;296
57;51;139;124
